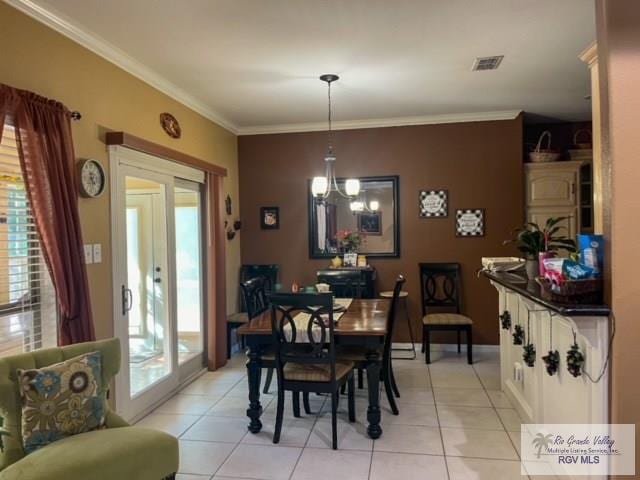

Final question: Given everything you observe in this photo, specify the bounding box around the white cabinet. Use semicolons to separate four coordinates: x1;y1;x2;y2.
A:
527;166;577;206
490;281;609;428
525;161;584;236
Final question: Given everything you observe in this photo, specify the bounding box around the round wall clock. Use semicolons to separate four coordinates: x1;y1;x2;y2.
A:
78;159;106;198
160;112;182;139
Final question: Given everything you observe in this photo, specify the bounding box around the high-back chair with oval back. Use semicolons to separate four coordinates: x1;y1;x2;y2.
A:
269;292;355;450
419;262;473;364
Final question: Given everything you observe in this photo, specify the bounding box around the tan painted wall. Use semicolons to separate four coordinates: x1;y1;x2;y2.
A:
595;1;640;475
0;3;241;341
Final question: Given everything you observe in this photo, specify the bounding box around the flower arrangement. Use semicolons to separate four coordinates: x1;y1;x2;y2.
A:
335;230;362;253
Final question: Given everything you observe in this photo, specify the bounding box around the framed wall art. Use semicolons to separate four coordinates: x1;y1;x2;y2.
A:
357;212;382;235
260;206;280;230
419;190;448;217
455;208;485;237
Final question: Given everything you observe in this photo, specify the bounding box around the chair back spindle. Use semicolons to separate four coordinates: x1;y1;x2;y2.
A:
382;275;406;364
240;276;270;319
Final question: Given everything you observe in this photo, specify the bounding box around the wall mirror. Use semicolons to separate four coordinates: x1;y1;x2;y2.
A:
308;175;399;258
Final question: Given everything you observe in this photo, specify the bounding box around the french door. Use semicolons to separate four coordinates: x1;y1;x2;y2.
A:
110;146;206;421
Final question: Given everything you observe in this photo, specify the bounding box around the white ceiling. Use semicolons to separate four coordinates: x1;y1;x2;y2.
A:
16;0;595;134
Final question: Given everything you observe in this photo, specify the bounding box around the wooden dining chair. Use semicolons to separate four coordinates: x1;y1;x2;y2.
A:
419;263;473;364
317;270;363;299
270;292;356;450
338;275;406;415
240;276;276;393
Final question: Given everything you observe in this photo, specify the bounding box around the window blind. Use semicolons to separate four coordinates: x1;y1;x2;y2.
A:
0;124;57;358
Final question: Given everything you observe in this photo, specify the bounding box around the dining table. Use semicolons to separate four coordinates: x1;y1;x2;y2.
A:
237;298;389;439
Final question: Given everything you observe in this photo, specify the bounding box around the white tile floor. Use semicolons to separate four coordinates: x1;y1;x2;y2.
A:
137;348;542;479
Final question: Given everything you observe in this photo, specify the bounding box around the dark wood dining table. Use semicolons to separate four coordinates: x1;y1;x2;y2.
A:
237;298;389;439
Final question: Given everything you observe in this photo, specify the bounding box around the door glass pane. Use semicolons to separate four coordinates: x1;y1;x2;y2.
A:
125;176;171;396
175;186;203;364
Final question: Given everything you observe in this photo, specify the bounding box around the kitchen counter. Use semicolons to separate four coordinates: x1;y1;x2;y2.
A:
482;270;610;317
483;268;610;462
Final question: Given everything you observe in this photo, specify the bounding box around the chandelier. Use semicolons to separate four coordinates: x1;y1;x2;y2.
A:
311;75;377;212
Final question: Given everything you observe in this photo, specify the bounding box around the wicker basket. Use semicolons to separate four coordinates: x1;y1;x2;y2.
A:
529;131;561;163
572;129;592;150
536;277;603;304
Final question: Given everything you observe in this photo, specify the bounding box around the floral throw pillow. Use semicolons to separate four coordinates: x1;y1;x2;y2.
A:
17;351;106;454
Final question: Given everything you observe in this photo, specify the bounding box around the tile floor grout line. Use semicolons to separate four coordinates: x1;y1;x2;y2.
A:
471;354;532;480
427;358;451;480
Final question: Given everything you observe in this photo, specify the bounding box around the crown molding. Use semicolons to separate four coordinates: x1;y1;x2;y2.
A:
237;110;523;136
4;0;239;134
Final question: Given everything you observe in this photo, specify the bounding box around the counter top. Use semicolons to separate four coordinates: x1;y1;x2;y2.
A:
482;270;611;317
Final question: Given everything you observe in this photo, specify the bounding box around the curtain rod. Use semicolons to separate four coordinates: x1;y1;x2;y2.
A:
70;111;82;121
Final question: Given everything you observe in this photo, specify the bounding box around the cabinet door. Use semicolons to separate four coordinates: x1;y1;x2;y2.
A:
526;169;577;207
528;207;578;241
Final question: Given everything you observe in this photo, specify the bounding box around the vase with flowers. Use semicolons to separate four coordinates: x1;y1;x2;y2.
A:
335;229;362;254
504;217;576;278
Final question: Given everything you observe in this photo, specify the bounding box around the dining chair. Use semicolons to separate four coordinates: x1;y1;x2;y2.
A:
240;276;276;393
240;264;279;291
419;263;473;364
270;292;356;450
227;265;278;359
338;275;406;415
316;270;363;299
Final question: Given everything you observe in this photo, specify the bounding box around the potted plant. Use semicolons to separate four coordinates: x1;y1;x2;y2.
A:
504;217;576;278
335;229;362;253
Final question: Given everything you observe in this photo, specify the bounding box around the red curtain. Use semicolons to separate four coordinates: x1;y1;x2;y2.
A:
0;83;95;345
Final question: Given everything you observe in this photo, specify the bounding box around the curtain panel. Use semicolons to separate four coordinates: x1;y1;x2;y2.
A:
0;83;95;345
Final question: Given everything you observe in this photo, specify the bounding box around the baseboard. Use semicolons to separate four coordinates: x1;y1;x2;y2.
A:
392;342;500;353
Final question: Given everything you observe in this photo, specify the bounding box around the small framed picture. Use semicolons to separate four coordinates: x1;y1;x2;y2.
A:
357;212;382;235
260;206;279;230
343;253;358;267
455;209;485;237
419;190;448;217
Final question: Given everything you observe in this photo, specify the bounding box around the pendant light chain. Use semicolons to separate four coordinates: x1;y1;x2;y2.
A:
327;79;333;154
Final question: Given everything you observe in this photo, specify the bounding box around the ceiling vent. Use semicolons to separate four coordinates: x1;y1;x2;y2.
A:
472;55;504;71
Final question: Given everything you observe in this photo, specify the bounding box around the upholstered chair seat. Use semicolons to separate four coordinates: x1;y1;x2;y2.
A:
422;313;473;325
283;361;354;382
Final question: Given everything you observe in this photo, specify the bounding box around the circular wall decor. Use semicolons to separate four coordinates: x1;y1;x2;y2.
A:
78;159;106;198
160;112;181;139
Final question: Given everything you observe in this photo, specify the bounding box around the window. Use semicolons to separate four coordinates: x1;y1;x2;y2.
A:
0;124;57;357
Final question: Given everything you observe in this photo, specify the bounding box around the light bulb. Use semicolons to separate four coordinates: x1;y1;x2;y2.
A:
370;200;379;211
350;201;364;212
345;179;360;197
311;176;329;197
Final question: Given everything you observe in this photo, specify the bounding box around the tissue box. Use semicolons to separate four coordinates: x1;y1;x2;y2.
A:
578;234;604;277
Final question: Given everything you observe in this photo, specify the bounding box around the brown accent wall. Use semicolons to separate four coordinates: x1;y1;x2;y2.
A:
596;0;640;475
239;118;523;345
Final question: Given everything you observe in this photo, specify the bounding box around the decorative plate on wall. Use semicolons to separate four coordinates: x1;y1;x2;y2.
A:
160;112;181;139
455;208;485;236
419;190;448;217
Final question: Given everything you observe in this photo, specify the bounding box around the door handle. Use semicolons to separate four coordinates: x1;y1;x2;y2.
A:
121;285;133;315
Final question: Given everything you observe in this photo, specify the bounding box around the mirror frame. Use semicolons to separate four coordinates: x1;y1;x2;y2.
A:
308;175;400;259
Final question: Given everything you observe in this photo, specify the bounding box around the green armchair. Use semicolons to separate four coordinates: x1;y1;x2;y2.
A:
0;338;179;480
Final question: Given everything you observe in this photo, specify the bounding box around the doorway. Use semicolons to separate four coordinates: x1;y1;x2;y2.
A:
110;146;206;421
